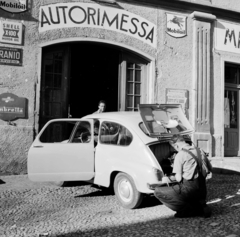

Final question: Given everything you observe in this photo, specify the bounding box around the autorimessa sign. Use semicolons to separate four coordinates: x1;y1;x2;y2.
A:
0;0;28;13
39;3;157;47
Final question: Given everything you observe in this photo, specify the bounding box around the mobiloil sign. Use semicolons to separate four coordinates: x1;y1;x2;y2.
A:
0;0;28;14
39;3;157;47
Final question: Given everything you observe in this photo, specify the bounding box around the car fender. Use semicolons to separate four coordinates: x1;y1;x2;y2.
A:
94;161;158;193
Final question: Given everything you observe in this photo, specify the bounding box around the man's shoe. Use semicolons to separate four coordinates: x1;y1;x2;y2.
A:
174;211;193;218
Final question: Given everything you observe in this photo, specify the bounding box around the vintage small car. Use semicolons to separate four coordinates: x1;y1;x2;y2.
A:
28;104;194;209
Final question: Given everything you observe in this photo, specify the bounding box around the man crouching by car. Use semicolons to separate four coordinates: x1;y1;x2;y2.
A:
154;134;212;218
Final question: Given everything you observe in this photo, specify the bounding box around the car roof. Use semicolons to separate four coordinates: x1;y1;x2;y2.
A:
82;111;159;144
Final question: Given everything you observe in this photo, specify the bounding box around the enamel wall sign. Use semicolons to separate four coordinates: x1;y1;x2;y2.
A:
39;3;157;48
0;93;27;121
0;46;23;66
166;13;187;38
0;20;23;45
0;0;28;13
166;88;189;109
215;20;240;54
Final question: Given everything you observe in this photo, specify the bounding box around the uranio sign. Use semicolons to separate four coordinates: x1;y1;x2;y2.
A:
0;93;27;121
39;3;157;47
0;0;28;13
0;46;23;66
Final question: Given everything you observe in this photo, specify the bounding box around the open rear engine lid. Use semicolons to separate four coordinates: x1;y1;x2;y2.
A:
138;104;193;139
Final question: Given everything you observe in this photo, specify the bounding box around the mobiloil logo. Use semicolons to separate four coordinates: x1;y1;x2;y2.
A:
166;13;187;38
0;0;28;13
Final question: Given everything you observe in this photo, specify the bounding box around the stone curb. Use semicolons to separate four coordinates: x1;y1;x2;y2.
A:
210;157;240;175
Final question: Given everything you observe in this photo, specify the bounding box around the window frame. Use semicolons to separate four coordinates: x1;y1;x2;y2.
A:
119;53;148;111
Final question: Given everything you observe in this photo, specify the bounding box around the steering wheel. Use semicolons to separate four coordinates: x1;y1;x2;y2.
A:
79;133;84;143
79;132;91;143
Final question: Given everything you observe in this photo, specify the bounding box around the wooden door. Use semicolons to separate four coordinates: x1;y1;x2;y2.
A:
39;46;70;131
224;88;239;156
118;53;148;111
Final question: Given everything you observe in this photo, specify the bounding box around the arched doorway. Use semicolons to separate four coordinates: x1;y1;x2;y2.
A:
39;42;149;131
70;43;119;117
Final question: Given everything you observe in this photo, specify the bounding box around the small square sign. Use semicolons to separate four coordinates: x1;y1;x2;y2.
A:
0;20;23;45
166;88;189;109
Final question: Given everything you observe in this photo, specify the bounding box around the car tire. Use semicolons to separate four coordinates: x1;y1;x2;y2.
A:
114;172;143;209
51;181;66;187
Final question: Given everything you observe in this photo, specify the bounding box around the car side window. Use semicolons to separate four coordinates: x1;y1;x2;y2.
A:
100;122;133;146
39;121;91;143
39;121;77;143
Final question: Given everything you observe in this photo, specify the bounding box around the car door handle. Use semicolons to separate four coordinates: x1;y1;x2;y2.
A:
33;146;43;148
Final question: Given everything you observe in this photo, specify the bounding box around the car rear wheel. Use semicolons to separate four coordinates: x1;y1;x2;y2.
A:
114;172;143;209
51;181;65;187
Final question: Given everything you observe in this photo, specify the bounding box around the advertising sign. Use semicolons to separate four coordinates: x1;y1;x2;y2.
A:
0;0;28;13
166;13;187;38
166;88;189;109
39;3;157;48
0;46;22;66
0;93;27;121
215;20;240;54
0;20;23;45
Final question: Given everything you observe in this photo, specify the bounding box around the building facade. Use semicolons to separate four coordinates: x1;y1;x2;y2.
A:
0;0;240;174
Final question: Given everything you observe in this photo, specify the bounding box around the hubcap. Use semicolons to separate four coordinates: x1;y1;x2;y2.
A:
118;178;133;202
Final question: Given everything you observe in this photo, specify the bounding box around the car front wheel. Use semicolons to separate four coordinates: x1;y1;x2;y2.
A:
114;172;143;209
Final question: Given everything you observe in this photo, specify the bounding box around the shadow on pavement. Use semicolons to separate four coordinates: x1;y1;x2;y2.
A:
0;179;5;184
62;181;91;187
213;167;240;175
140;194;161;208
52;209;218;237
75;184;114;198
74;189;114;198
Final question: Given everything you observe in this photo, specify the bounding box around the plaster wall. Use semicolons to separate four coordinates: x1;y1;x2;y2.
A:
0;10;38;174
178;0;240;12
211;0;240;12
155;9;193;123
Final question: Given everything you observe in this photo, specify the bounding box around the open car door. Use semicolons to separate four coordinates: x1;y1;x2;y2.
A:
138;104;193;139
28;119;94;182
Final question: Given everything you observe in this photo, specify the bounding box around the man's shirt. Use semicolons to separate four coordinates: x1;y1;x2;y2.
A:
172;143;198;180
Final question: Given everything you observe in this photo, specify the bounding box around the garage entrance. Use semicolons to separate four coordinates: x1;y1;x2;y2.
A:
39;42;148;131
69;43;119;118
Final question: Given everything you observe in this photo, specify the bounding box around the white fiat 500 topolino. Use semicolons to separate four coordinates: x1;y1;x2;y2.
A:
28;104;194;209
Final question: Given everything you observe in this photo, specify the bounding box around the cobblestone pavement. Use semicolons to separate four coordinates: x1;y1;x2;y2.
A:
0;174;240;237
